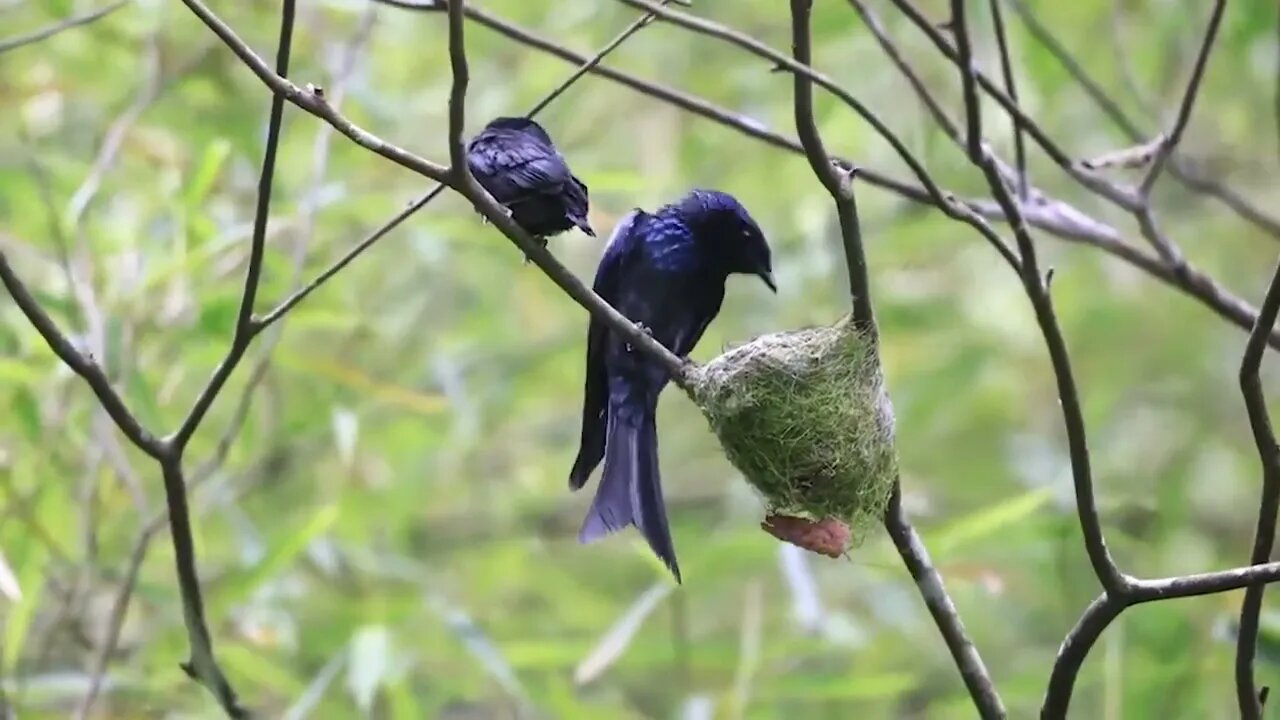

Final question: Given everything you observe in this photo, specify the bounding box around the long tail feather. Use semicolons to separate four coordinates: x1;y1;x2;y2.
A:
578;401;680;582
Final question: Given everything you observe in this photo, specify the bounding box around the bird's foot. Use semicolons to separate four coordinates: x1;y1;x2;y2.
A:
625;324;655;353
521;236;550;265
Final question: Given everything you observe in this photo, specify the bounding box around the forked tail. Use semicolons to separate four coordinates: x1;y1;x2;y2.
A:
577;400;680;582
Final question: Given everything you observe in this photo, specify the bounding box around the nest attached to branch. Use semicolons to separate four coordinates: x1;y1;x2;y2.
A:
687;317;898;554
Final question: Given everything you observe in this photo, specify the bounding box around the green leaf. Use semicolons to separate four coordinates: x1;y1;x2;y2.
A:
927;487;1056;557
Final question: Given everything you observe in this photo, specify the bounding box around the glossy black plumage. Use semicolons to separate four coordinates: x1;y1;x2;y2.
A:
466;117;594;247
569;189;776;582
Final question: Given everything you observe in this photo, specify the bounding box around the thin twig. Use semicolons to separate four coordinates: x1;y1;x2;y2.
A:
1007;0;1280;239
789;1;1000;709
949;0;981;161
888;0;1138;211
257;1;670;329
169;0;296;451
445;0;469;175
786;0;874;334
1138;0;1225;196
885;487;1006;718
179;0;684;382
616;0;1019;269
1233;93;1280;716
0;246;163;458
847;0;960;143
0;0;128;54
949;0;1128;598
177;0;450;185
986;0;1027;198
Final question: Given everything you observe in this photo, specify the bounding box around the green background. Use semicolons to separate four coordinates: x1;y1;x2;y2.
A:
2;0;1280;717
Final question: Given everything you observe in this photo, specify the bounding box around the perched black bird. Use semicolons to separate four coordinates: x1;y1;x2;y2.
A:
568;189;776;582
465;117;594;254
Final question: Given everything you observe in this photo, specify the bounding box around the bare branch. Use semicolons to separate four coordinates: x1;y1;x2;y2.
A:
847;0;960;143
949;0;981;160
1044;556;1280;717
1235;260;1280;716
180;0;685;383
0;242;164;459
177;0;451;185
1138;0;1226;196
986;0;1027;198
617;0;1019;269
885;487;1006;718
787;0;872;331
888;0;1138;211
171;0;296;451
258;1;671;329
0;0;127;55
1007;0;1280;239
445;0;470;174
368;0;1280;354
949;0;1127;600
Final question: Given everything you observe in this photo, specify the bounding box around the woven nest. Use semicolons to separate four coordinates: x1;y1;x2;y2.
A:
687;317;898;545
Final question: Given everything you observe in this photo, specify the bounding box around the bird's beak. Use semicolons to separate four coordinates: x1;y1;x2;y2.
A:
759;270;777;293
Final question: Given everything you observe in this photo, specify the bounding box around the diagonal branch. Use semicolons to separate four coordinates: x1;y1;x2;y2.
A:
986;0;1027;198
617;0;1018;269
786;0;873;333
790;1;1002;714
1138;0;1226;196
0;242;164;459
1006;0;1280;239
885;487;1007;718
257;1;675;331
949;0;1128;599
178;0;686;385
1234;264;1280;716
0;0;127;55
949;0;981;160
445;0;470;175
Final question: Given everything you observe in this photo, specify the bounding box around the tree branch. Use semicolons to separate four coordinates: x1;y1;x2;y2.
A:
378;0;1280;353
170;0;295;452
792;1;1002;713
888;0;1136;210
177;0;450;186
885;487;1007;718
949;0;1128;599
0;0;127;55
787;0;873;332
177;0;686;385
617;0;1019;269
1006;0;1280;239
949;0;981;160
0;243;164;459
445;0;469;175
986;0;1027;198
1138;0;1226;196
1234;258;1280;717
257;1;673;331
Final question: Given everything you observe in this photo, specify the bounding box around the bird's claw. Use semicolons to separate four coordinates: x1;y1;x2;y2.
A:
626;324;654;354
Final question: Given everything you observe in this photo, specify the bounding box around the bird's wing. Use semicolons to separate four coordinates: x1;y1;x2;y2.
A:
467;136;571;202
670;287;725;358
569;210;645;489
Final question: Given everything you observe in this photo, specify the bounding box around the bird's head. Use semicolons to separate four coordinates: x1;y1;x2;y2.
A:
675;189;776;292
481;116;553;145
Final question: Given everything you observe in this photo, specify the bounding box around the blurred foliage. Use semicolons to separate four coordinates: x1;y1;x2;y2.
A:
2;0;1280;717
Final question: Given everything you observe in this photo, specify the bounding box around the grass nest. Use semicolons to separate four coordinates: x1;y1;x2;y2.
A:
687;317;898;547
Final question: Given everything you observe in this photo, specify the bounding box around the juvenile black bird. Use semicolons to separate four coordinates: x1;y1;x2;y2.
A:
568;189;776;582
466;117;594;255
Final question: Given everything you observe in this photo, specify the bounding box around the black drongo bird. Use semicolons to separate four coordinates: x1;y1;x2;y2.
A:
466;117;594;254
568;189;776;582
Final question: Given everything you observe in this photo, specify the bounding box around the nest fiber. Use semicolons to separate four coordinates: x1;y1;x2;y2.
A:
688;318;897;540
